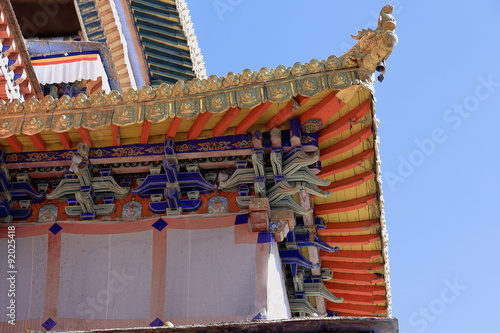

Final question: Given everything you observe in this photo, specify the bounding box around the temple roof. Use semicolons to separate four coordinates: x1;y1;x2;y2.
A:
0;3;398;319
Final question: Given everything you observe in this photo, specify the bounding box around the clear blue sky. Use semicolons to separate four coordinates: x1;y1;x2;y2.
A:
187;1;500;332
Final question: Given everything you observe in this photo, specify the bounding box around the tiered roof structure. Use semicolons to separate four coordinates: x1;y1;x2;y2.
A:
0;1;398;332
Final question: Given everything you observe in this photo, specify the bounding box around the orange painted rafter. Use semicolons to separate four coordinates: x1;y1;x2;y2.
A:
318;219;379;233
111;125;121;146
5;136;22;152
213;107;240;137
320;250;382;262
294;95;310;106
326;284;386;296
321;234;380;246
315;194;377;215
298;91;344;124
319;149;375;178
265;100;295;130
166;117;182;139
28;133;46;151
320;171;374;193
57;133;72;150
333;293;386;306
327;303;387;316
322;261;384;274
326;272;384;285
319;99;371;143
188;111;212;140
140;121;151;144
320;125;373;161
78;128;93;147
235;101;272;134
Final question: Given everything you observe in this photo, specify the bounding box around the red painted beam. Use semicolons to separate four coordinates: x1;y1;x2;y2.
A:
326;284;386;296
166;117;182;139
319;99;371;143
265;100;295;130
57;133;72;150
318;219;379;233
112;125;121;146
326;303;387;316
333;293;386;306
325;272;385;285
298;91;344;125
315;194;377;215
294;95;310;106
322;261;384;274
320;171;375;193
321;234;380;246
319;149;375;178
320;250;382;262
5;136;22;152
188;111;212;140
78;128;93;147
320;126;373;161
28;133;46;151
140;120;151;144
235;101;272;134
213;107;240;137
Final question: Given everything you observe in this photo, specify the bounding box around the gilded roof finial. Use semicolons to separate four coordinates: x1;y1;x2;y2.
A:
378;5;396;31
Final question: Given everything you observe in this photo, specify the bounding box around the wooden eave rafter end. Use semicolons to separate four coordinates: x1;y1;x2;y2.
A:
28;133;46;151
78;128;93;147
213;107;240;137
235;102;272;134
188;111;212;140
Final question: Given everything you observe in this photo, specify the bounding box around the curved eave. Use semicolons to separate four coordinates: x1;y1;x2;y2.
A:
0;17;396;318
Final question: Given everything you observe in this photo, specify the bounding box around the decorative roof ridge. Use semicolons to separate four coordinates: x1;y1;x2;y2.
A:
1;4;397;108
0;5;397;138
0;64;357;116
175;0;208;80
